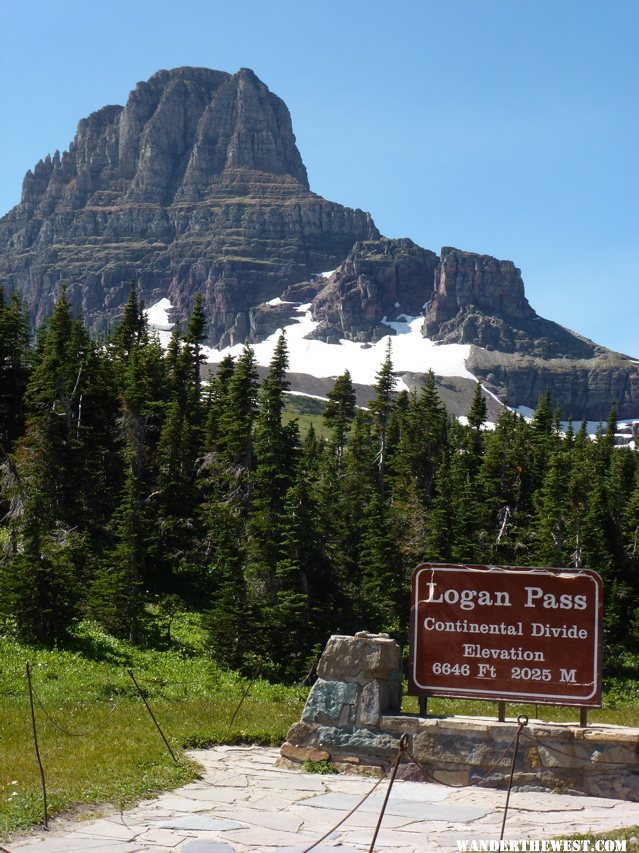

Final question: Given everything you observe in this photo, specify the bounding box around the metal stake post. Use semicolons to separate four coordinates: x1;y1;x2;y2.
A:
26;663;48;829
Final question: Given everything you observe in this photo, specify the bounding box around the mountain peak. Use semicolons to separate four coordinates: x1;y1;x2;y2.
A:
0;67;376;335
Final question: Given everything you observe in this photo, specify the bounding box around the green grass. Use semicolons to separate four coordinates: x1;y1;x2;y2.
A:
0;617;307;838
401;692;639;726
2;617;639;840
283;394;328;438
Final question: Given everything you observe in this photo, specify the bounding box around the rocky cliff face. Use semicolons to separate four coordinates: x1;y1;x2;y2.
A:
307;238;438;342
288;242;639;417
1;66;637;420
423;247;598;359
0;67;377;342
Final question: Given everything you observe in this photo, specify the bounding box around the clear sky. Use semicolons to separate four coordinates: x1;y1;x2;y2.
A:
1;0;637;356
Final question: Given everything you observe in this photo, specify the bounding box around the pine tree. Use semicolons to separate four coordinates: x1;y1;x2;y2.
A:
204;354;235;449
0;289;30;453
369;339;395;496
358;492;402;635
467;382;488;431
4;291;120;640
394;372;448;500
246;334;297;618
532;449;571;566
217;344;258;468
323;370;356;466
109;280;147;361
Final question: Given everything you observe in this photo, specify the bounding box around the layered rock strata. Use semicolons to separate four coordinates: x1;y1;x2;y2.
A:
307;238;438;343
0;67;377;342
423;247;598;359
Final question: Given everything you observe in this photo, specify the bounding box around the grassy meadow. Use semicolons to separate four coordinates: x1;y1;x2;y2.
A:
2;613;639;839
0;616;307;836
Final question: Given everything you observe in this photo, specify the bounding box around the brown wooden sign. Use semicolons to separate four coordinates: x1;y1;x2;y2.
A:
409;563;603;706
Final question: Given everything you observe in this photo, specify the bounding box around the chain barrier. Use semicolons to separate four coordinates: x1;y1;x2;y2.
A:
367;734;409;853
499;715;528;841
25;663;48;830
225;665;261;735
127;669;178;763
32;687;124;738
520;729;639;767
300;740;404;853
18;662;639;850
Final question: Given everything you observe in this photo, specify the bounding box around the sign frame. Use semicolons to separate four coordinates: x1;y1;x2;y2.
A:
409;563;603;707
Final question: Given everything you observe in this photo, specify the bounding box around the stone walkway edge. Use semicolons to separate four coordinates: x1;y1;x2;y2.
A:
7;745;639;853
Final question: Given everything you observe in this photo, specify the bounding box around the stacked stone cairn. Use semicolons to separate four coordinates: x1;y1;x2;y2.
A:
280;631;403;773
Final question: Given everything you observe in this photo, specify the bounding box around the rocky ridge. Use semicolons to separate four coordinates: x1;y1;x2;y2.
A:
0;67;377;343
249;238;639;418
1;66;638;420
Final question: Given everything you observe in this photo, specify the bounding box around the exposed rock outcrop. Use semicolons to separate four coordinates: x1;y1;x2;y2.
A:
467;347;639;420
423;248;598;359
308;238;438;343
1;66;638;421
0;67;378;343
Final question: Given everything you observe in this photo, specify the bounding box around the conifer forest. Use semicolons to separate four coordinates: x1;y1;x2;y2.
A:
1;286;638;683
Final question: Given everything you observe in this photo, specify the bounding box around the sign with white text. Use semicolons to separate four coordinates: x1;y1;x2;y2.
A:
409;563;603;706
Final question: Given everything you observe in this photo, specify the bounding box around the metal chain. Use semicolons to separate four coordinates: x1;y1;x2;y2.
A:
300;744;404;853
520;729;639;767
404;724;523;789
33;687;124;738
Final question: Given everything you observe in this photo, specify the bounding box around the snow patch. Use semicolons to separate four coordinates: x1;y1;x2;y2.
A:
145;298;173;330
285;390;330;402
203;307;474;385
145;298;174;347
266;297;295;306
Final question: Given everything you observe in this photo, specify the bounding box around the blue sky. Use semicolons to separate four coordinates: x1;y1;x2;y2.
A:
1;0;637;356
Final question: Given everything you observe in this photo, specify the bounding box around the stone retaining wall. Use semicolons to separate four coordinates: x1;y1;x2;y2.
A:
280;632;639;801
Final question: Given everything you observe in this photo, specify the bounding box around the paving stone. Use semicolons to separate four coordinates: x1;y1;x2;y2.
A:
72;818;137;840
245;793;308;809
301;792;490;822
148;795;214;812
178;786;252;804
256;774;327;791
214;806;304;833
181;842;236;853
387;780;451;802
11;843;140;853
289;802;413;830
222;826;319;847
137;827;186;846
10;744;639;853
153;816;244;831
276;845;361;853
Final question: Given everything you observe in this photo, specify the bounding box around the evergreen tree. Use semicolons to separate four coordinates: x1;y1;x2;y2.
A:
369;339;395;496
204;354;235;449
467;382;488;431
4;291;120;640
395;372;448;500
217;344;258;468
0;289;30;453
246;334;298;617
359;492;402;634
532;449;571;566
323;369;356;465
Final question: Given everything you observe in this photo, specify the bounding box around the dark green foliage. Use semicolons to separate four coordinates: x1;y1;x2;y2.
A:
2;296;639;676
0;289;30;453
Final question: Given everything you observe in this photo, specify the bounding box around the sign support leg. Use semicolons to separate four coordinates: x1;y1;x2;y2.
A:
418;696;428;716
498;701;506;722
579;707;588;728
